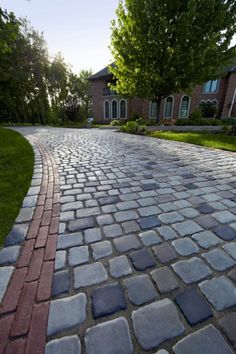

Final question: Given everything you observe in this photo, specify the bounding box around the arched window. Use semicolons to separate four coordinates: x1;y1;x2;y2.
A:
149;101;158;119
120;99;127;119
164;96;173;118
104;101;110;119
179;96;190;118
112;100;118;119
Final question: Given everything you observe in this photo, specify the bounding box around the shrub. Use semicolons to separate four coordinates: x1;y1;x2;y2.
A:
136;117;146;125
189;109;203;121
110;119;121;126
175;118;222;126
222;117;236;126
146;119;157;126
121;121;147;134
200;101;217;118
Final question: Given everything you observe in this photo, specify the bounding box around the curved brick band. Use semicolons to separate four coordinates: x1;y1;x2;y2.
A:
0;137;60;354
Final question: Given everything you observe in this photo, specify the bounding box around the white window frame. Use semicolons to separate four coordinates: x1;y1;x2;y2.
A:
179;95;191;118
164;96;174;118
203;79;220;94
104;100;110;119
111;99;118;119
119;99;127;119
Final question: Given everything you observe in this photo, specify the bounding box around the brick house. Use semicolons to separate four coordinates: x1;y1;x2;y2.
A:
89;64;236;123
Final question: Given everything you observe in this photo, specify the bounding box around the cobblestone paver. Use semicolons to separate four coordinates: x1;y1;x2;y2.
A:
1;127;236;353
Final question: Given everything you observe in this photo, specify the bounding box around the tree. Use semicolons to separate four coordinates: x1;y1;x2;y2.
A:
110;0;236;122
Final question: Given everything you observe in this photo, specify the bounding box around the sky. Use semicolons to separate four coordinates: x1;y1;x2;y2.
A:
1;0;119;75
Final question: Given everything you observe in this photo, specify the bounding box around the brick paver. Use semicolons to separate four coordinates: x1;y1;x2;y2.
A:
1;127;236;353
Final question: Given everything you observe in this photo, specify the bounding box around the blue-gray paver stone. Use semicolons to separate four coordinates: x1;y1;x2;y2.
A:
223;242;236;260
202;249;235;271
124;274;157;305
138;230;162;246
172;257;212;284
0;246;20;265
55;251;66;270
85;317;133;354
157;226;178;240
173;324;234;354
0;266;14;302
199;276;236;310
52;270;70;296
46;336;81;354
84;228;102;244
57;233;83;250
74;262;108;289
4;224;28;246
138;216;161;230
196;203;215;214
22;195;38;208
173;220;202;236
92;282;127;318
115;210;138;222
68;217;95;232
172;238;199;256
47;293;87;336
191;231;221;249
212;211;236;224
132;299;185;350
109;255;132;278
16;207;34;223
91;241;112;260
212;225;236;241
114;235;141;253
68;246;89;266
103;224;122;238
179;208;200;218
159;212;184;224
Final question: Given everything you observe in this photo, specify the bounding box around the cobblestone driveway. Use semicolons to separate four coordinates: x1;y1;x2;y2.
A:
2;127;236;354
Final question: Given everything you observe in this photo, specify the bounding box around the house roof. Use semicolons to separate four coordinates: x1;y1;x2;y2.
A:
90;62;236;80
89;63;115;80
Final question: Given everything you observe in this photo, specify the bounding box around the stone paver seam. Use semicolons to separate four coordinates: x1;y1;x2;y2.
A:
0;136;60;354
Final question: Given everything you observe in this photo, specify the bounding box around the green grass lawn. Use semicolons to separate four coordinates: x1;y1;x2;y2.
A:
150;131;236;152
0;128;34;246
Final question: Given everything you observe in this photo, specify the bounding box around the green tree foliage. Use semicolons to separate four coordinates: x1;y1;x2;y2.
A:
110;0;236;121
0;7;92;125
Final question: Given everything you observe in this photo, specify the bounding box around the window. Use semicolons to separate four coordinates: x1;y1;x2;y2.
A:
179;96;190;118
104;101;110;119
120;100;127;119
164;96;173;118
149;101;158;118
112;100;118;119
203;80;219;93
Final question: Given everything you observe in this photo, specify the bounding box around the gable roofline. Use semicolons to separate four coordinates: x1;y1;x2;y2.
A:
89;63;115;81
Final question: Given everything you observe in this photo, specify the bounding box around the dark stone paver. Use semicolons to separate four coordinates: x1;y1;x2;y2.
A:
130;248;156;270
138;216;161;230
153;243;177;263
174;287;212;325
151;267;179;293
52;270;69;296
212;225;236;241
219;313;236;346
92;283;126;318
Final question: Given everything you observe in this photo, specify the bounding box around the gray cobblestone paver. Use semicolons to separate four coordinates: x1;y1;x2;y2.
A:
173;324;234;354
46;336;81;354
12;128;236;353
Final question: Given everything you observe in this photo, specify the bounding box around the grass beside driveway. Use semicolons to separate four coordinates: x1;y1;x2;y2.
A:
150;131;236;152
0;128;34;246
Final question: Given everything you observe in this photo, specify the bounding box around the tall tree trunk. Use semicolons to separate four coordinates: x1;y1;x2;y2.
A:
156;96;162;124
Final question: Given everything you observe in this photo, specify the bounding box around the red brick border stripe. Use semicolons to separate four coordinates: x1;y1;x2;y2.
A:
0;137;60;354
